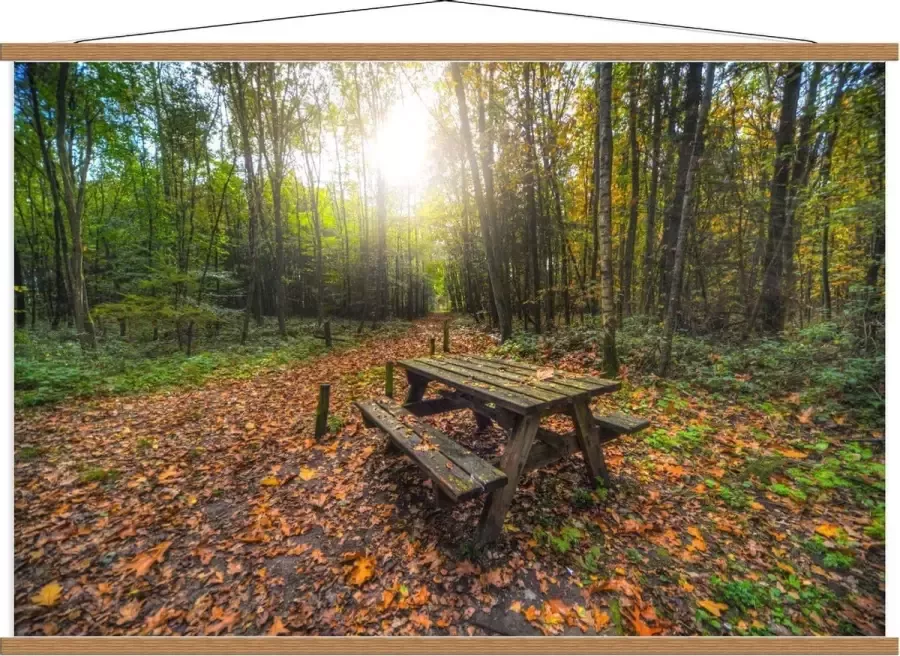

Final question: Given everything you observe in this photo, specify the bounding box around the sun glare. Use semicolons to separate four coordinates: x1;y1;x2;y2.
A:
371;100;430;188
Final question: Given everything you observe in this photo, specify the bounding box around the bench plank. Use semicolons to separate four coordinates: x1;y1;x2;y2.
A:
398;359;546;413
355;398;506;502
440;355;594;399
593;412;650;435
420;358;564;404
463;354;620;394
388;402;507;492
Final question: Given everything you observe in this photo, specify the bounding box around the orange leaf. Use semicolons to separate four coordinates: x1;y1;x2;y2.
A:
117;599;143;625
592;608;610;631
410;612;433;630
779;448;808;460
267;616;289;636
697;599;728;617
347;555;375;586
205;611;239;635
121;541;172;578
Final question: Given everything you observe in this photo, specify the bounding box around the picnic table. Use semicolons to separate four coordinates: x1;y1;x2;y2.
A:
356;354;648;546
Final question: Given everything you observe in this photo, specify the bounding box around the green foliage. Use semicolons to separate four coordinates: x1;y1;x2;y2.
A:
575;545;605;574
865;504;885;540
714;577;770;611
501;319;884;428
768;483;807;502
14;319;339;407
717;485;750;510
645;425;709;453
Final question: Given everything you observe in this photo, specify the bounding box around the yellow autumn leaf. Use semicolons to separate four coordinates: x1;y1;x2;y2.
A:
260;476;280;487
779;448;808;460
299;467;317;481
32;581;62;607
347;555;375;586
697;599;728;617
776;561;795;575
815;523;842;539
679;579;695;592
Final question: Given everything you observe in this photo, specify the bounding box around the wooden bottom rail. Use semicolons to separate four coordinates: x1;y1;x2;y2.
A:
2;636;897;654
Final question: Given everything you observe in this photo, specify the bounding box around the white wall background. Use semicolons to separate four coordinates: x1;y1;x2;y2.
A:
1;0;898;644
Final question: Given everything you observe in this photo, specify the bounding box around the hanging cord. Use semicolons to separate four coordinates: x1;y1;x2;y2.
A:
73;0;816;44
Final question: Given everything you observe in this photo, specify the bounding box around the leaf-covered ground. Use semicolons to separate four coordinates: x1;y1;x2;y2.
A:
14;316;885;636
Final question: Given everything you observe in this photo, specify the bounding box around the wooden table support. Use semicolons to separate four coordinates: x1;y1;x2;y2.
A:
476;413;540;547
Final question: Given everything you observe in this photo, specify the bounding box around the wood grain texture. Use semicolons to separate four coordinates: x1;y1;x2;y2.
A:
0;43;897;62
1;636;897;654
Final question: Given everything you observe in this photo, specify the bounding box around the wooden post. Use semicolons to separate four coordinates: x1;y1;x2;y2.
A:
442;319;450;353
314;384;331;440
429;337;436;356
385;361;394;398
323;320;333;348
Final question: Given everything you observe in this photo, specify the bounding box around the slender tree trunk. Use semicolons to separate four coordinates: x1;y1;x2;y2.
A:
642;63;665;314
760;63;803;333
55;63;96;349
595;63;618;376
622;63;642;318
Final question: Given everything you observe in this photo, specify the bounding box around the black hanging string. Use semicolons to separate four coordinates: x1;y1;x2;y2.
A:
73;0;816;45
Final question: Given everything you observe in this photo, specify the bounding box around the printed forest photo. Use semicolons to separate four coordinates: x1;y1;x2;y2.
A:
13;61;885;636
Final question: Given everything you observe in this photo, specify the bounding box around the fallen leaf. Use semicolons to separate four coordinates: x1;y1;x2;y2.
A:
410;612;432;630
815;523;842;539
31;582;62;607
697;599;728;617
299;467;317;481
347;555;375;586
260;476;280;487
205;611;239;635
779;448;808;460
267;616;289;636
121;541;172;578
592;608;610;631
117;599;143;624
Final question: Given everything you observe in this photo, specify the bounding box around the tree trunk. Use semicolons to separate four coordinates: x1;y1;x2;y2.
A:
760;63;803;333
622;63;642;318
55;63;96;349
642;63;665;314
595;63;618;376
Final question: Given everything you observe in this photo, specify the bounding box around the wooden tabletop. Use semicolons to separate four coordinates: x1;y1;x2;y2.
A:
397;354;619;415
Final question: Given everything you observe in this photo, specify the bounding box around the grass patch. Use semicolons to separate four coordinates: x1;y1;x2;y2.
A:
15;318;411;408
79;467;119;484
16;445;44;461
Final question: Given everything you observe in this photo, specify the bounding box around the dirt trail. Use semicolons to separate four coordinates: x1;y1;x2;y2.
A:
13;316;884;636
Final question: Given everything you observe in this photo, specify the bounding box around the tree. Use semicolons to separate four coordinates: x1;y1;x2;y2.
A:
594;63;618;376
55;63;97;349
760;63;803;333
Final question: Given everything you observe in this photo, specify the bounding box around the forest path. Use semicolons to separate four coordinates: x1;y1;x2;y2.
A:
14;316;884;636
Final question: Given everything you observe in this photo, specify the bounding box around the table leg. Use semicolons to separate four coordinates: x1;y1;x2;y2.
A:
475;413;540;547
404;371;429;405
473;410;492;431
571;399;611;487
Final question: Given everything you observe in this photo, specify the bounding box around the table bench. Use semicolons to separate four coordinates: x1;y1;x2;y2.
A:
355;397;507;506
